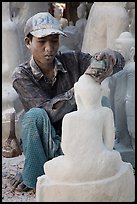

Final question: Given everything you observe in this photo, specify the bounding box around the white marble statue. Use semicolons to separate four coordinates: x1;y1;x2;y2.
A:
2;2;49;143
54;5;68;29
59;3;88;52
44;74;123;181
75;2;87;30
2;2;49;113
2;2;24;84
2;2;24;120
10;2;49;62
59;25;78;52
75;3;87;50
109;32;135;166
36;74;135;202
82;2;129;55
126;2;135;37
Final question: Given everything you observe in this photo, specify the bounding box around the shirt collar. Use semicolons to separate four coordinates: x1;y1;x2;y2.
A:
30;56;67;80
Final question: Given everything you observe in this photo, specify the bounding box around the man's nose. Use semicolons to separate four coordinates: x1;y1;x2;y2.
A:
45;41;53;51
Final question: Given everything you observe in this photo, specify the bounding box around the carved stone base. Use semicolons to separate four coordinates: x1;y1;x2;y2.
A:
114;143;135;168
36;163;135;202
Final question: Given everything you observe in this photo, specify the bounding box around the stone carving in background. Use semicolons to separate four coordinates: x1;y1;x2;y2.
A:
126;2;135;37
59;2;88;52
82;2;129;55
54;4;68;29
59;25;78;52
2;112;22;158
2;3;24;78
75;2;88;50
10;2;49;62
2;2;49;144
2;2;24;127
109;31;135;167
36;74;135;202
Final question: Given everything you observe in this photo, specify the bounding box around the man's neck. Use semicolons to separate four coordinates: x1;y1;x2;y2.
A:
34;58;55;77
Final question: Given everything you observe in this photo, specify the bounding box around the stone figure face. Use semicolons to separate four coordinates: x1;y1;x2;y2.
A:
115;41;134;63
54;6;63;19
77;4;87;19
115;32;135;62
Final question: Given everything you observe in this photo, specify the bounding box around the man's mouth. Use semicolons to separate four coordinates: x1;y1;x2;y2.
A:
44;55;53;59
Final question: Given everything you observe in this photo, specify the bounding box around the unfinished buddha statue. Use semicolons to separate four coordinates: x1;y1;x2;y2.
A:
109;32;135;166
36;73;135;202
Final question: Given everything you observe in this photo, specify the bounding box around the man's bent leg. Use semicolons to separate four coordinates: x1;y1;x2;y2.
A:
20;108;62;189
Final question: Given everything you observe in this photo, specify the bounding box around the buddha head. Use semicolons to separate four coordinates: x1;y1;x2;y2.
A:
115;32;135;62
77;3;87;19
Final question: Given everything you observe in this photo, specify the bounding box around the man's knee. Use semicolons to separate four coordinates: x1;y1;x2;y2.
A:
23;108;49;123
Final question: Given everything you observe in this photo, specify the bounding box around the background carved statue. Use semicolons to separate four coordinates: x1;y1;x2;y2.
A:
59;3;88;52
2;2;49;144
10;2;49;62
82;2;129;55
75;2;88;50
2;2;24;83
2;2;49;107
2;2;24;120
54;5;68;29
59;25;79;52
108;32;135;167
126;2;135;37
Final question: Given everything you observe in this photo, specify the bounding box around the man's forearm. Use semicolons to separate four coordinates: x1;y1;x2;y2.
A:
39;88;76;123
45;96;76;123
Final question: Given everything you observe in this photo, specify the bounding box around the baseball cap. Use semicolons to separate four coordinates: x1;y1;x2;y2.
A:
24;12;67;37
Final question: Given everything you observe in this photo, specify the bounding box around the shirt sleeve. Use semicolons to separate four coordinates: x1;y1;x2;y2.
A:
12;68;76;123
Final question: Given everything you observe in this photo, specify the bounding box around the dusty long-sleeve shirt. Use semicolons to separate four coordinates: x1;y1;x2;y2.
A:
12;50;125;134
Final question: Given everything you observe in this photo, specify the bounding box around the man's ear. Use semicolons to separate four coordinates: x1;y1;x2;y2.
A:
24;37;31;49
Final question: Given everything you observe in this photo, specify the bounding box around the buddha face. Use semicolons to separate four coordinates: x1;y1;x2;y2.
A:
115;41;130;62
54;6;63;19
114;32;135;62
77;4;87;19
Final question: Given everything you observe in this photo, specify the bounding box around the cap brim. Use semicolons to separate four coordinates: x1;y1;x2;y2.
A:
30;28;67;38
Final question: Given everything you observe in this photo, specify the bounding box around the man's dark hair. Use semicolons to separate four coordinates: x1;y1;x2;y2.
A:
26;33;33;41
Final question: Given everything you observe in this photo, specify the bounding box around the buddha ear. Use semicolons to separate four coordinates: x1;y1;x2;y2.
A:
129;47;135;61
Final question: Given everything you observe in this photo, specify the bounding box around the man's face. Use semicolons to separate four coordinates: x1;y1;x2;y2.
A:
27;34;59;65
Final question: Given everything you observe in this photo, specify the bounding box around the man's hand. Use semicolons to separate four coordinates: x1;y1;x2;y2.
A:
93;48;117;83
53;101;65;109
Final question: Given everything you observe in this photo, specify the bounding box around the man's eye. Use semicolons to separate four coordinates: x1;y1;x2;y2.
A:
52;40;58;43
38;41;45;43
